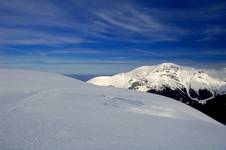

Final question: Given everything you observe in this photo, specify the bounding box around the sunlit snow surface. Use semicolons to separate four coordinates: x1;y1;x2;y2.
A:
0;69;226;150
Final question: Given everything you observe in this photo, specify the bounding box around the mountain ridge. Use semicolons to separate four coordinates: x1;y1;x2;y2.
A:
88;63;226;124
88;63;226;100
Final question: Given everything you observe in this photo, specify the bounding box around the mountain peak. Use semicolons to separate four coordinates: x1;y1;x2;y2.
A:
129;63;181;75
88;63;226;102
153;62;181;73
159;62;178;67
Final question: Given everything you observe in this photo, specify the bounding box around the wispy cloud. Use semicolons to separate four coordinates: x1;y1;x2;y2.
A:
128;48;226;57
0;0;93;45
0;0;186;45
197;26;226;41
93;4;184;42
95;6;161;33
1;0;225;45
0;27;91;45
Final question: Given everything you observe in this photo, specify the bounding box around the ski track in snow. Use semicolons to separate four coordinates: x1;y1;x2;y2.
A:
1;89;60;119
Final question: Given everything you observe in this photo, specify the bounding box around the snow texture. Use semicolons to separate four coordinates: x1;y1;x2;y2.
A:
1;69;226;150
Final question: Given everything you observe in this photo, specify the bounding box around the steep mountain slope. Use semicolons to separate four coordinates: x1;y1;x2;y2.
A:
88;63;226;124
1;69;226;150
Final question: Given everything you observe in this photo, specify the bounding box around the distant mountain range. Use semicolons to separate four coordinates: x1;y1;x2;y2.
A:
88;63;226;124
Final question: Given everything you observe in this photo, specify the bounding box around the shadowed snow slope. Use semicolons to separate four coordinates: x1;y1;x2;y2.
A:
1;69;226;150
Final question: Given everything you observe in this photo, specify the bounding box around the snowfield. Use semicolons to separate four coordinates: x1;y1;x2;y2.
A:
0;69;226;150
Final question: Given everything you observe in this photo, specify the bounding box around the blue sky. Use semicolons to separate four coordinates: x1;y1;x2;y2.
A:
0;0;226;74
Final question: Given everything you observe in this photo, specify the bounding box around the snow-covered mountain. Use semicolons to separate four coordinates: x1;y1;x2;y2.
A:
1;69;226;150
88;63;226;104
88;63;226;124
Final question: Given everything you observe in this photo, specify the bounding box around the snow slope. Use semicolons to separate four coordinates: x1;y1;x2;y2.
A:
88;63;226;104
1;69;226;150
